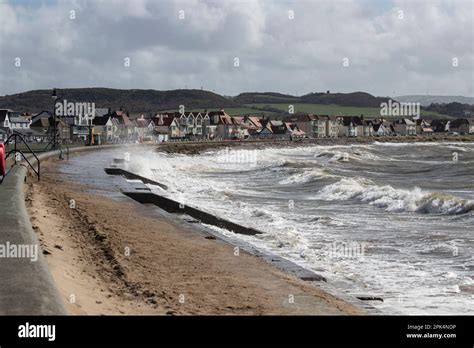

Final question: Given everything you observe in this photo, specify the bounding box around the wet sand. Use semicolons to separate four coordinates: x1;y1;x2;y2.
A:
24;158;364;315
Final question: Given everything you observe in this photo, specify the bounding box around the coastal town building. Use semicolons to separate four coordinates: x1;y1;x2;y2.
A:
430;119;450;133
338;116;363;137
30;111;70;141
93;115;116;143
9;116;31;130
326;116;340;138
372;122;390;136
416;119;434;135
0;127;9;142
449;118;474;135
2;105;473;145
0;109;13;129
392;118;417;136
285;114;314;137
284;114;338;138
155;113;182;139
362;120;374;136
314;115;328;138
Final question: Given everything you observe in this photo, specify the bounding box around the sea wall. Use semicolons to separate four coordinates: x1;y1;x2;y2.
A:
0;145;123;314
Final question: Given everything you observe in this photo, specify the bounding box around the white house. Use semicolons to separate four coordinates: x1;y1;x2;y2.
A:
9;116;31;130
372;123;389;136
326;116;340;138
93;116;116;142
339;116;363;137
362;120;374;136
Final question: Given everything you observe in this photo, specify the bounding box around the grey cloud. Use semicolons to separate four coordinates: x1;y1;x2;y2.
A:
0;0;472;97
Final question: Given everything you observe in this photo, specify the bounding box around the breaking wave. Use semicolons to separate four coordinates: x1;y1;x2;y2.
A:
315;178;474;215
278;168;333;184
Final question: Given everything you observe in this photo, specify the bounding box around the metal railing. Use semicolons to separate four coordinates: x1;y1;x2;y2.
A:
2;133;40;181
42;134;69;159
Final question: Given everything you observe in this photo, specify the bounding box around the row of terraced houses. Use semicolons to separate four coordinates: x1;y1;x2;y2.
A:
146;110;474;141
1;108;473;144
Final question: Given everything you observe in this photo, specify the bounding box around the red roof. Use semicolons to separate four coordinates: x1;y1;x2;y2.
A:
154;114;177;126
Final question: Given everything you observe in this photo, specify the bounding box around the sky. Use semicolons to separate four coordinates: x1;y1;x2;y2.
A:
0;0;473;97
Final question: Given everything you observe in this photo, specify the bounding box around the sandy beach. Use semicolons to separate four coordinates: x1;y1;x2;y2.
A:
24;157;363;315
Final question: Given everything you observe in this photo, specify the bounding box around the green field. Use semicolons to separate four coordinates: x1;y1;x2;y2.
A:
159;107;273;116
247;103;452;119
159;103;452;119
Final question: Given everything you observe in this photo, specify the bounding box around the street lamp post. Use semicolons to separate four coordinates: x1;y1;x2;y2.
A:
51;88;63;150
89;115;94;146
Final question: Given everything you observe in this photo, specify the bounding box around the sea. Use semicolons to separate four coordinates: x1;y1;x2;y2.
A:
65;142;474;314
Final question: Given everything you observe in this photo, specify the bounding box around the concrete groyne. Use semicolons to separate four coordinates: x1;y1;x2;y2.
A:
123;191;262;236
104;167;168;190
104;166;261;236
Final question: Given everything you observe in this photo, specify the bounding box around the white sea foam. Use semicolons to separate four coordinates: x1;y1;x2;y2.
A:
278;168;332;184
121;143;474;315
315;178;474;214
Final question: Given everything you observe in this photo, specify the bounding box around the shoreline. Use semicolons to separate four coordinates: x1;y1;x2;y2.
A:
24;156;365;315
157;134;474;154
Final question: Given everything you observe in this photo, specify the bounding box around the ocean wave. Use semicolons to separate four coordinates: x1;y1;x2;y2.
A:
278;160;311;168
314;149;389;163
278;168;332;184
419;243;459;255
251;208;272;219
372;141;474;147
315;178;474;215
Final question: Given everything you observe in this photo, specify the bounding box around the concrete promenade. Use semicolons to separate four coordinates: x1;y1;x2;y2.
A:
0;145;123;314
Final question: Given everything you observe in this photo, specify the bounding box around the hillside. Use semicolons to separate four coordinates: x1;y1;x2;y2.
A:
233;92;300;104
0;88;240;113
234;91;393;107
396;95;474;106
1;88;458;118
300;92;392;107
424;102;474;118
